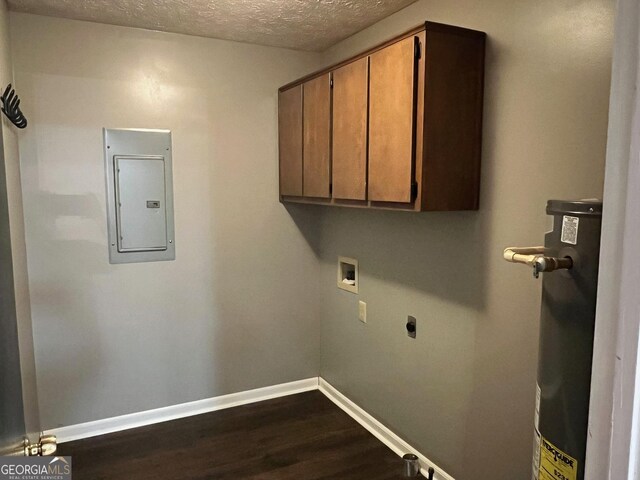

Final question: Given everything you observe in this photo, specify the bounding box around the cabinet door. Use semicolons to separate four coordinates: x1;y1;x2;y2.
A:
303;73;331;198
278;85;303;196
368;36;417;203
332;58;368;200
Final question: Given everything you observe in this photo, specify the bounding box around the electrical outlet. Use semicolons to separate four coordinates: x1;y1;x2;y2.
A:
358;301;367;323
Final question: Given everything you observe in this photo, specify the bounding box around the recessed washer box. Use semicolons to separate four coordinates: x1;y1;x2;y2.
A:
104;128;175;264
337;256;358;294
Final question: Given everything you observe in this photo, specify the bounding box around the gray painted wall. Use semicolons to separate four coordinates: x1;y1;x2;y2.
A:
0;0;39;445
10;13;322;429
0;102;26;454
316;0;615;478
7;3;615;478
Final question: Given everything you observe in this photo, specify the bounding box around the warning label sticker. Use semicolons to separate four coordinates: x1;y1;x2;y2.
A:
561;215;579;245
538;436;578;480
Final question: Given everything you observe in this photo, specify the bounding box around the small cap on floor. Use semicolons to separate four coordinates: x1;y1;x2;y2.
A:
402;453;420;477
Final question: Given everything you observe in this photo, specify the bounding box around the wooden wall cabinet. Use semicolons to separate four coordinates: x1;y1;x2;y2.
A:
278;21;486;212
368;35;417;204
332;57;368;201
303;73;332;198
278;85;303;196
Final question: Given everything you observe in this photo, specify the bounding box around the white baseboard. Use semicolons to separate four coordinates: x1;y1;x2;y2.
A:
318;378;454;480
46;377;319;443
47;375;454;480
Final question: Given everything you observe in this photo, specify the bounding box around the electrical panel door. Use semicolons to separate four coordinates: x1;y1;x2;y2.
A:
115;156;167;252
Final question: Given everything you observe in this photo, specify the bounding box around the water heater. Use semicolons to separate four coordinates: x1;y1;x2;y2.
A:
504;199;602;480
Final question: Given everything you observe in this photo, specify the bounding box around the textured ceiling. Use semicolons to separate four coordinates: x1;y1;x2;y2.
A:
7;0;418;51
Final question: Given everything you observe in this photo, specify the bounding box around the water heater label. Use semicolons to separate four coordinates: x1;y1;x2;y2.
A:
561;216;579;245
538;436;578;480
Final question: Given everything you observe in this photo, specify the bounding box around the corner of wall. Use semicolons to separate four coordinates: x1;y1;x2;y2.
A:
0;0;40;439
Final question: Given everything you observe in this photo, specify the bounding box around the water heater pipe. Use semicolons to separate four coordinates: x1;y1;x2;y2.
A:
504;246;546;264
503;246;573;278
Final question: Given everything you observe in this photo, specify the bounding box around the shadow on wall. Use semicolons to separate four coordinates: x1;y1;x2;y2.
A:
27;191;107;427
289;202;489;473
0;136;27;450
315;206;487;310
283;203;324;257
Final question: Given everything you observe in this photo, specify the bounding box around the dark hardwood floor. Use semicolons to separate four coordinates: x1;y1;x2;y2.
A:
59;390;406;479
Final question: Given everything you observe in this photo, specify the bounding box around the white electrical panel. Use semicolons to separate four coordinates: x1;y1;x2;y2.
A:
104;128;175;264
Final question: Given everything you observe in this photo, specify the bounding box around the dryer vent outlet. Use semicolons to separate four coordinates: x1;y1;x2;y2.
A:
406;316;417;338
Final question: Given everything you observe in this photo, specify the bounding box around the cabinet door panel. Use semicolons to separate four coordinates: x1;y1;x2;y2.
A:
303;73;331;198
278;86;303;196
332;58;368;200
368;36;416;203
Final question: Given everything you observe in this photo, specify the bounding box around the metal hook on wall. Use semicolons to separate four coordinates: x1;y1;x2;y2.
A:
1;84;27;129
